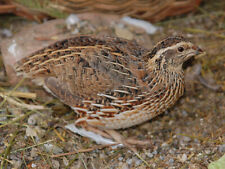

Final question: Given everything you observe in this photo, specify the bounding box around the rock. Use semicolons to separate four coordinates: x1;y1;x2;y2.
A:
52;159;60;169
27;114;39;125
180;154;188;162
30;148;39;158
26;126;38;137
63;157;69;166
12;159;22;168
115;26;133;40
218;144;225;153
44;143;63;154
66;14;79;29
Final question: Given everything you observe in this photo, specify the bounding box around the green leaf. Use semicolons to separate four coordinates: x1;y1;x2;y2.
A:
208;154;225;169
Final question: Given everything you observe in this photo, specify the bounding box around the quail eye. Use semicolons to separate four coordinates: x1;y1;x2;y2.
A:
178;47;184;52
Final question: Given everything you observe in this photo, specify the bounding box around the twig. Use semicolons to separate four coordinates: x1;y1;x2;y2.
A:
51;143;118;158
134;152;151;168
2;91;36;99
0;93;45;110
0;131;18;169
11;139;53;153
0;78;25;108
0;157;12;164
0;110;34;128
54;129;65;142
65;155;79;169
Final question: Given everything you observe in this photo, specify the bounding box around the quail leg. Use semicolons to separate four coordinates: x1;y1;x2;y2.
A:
84;125;151;148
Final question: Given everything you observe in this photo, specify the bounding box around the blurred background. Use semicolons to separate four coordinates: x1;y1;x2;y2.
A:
0;0;224;169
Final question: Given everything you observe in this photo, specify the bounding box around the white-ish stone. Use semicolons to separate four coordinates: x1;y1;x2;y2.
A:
44;143;63;154
122;16;158;34
8;40;18;57
31;163;37;168
66;14;79;29
181;154;188;162
26;126;38;137
115;27;133;40
1;28;12;37
63;157;69;166
27;114;39;125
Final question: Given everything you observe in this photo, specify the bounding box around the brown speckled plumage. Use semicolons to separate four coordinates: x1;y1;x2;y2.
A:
15;35;202;129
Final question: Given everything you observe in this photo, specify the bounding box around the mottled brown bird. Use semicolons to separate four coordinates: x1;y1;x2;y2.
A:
15;35;202;143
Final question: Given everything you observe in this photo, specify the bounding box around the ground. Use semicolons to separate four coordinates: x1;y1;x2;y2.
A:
0;0;224;169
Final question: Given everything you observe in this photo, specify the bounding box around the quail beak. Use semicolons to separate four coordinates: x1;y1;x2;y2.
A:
194;46;205;58
195;47;203;55
192;45;203;55
184;46;204;62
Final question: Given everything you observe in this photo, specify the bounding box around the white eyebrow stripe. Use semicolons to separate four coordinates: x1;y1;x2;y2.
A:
154;42;192;59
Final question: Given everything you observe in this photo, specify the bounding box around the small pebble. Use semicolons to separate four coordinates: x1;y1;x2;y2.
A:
200;118;204;126
66;14;79;28
194;138;200;143
205;150;211;155
1;28;12;37
197;153;203;158
134;158;142;166
120;163;129;169
63;157;69;166
27;114;39;125
182;110;188;117
31;163;37;168
126;158;133;165
181;154;187;162
168;120;174;125
162;142;168;147
44;143;63;154
183;136;191;142
169;149;175;154
152;163;156;168
52;159;60;169
0;114;7;121
168;158;174;165
115;26;133;40
147;152;154;158
218;144;225;153
30;148;38;158
72;28;79;34
12;160;22;168
118;157;124;161
160;155;164;160
26;126;38;137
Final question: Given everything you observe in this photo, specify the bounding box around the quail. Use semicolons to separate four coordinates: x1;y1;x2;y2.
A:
15;35;203;144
